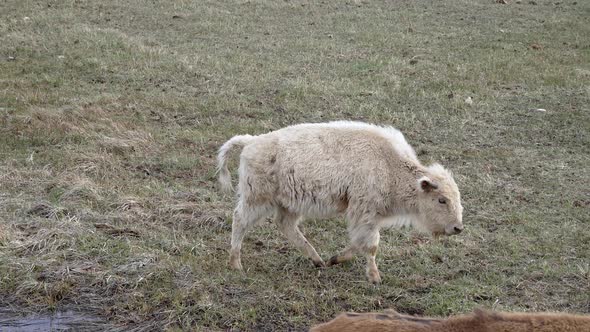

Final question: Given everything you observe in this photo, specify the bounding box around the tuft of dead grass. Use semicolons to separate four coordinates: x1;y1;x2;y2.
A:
27;202;68;219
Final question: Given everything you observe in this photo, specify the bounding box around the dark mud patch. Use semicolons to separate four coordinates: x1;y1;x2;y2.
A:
0;310;114;331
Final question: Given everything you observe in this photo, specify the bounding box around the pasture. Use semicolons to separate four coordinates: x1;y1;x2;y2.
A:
0;0;589;330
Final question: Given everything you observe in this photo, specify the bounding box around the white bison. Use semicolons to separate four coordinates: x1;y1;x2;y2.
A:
217;121;463;283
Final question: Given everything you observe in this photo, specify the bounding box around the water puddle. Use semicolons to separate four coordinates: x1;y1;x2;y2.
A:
0;310;107;331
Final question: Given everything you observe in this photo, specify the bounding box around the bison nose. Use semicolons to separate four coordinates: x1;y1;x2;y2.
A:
453;226;464;234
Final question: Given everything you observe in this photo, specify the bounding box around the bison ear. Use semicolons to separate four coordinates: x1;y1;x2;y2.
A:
418;176;438;192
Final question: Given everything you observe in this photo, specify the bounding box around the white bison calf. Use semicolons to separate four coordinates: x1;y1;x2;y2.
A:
217;121;463;283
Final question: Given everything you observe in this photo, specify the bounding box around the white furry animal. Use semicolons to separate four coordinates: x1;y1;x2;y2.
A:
217;121;463;283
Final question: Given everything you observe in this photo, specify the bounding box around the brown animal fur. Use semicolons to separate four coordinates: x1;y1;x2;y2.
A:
310;309;590;332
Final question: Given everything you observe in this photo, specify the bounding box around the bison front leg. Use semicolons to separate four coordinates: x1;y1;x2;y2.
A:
349;224;381;283
327;246;356;266
364;245;381;284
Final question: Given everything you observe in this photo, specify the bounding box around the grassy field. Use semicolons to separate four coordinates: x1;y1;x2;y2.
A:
1;0;589;330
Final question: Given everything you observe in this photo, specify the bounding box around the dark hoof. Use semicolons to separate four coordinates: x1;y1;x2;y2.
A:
327;255;340;266
313;260;326;268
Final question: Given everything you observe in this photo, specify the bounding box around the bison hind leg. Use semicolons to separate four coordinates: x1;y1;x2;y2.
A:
230;201;275;270
276;207;325;267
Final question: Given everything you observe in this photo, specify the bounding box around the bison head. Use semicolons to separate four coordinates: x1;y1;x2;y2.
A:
415;164;463;236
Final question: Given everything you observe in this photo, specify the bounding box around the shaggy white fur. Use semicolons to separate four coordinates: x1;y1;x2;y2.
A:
218;121;463;283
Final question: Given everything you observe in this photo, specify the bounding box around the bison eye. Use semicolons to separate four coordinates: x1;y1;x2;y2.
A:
438;198;447;204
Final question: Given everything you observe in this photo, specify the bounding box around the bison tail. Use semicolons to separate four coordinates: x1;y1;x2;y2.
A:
217;134;254;193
